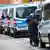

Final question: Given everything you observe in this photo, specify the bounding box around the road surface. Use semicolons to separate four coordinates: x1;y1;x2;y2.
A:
0;34;50;50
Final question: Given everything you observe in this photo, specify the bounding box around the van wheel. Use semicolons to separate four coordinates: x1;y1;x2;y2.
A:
7;27;10;36
40;41;45;48
39;38;45;48
4;27;8;35
10;33;13;37
13;33;16;38
5;32;7;35
10;28;14;37
0;26;4;34
38;33;45;48
13;28;17;38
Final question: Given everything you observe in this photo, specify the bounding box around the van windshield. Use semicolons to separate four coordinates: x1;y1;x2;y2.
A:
16;6;37;18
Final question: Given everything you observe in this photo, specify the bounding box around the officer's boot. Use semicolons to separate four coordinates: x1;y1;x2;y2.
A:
30;39;32;45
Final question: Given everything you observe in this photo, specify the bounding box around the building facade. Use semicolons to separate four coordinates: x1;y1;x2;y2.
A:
0;0;41;4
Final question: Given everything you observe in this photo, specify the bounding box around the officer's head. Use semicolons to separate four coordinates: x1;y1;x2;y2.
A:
34;9;42;21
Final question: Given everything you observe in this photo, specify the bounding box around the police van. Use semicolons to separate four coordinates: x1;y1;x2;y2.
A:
0;3;40;37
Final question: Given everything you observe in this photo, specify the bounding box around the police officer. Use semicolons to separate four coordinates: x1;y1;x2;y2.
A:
34;9;42;46
27;8;42;46
27;12;38;46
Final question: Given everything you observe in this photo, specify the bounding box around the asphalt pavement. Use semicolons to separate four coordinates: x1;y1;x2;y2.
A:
0;34;50;50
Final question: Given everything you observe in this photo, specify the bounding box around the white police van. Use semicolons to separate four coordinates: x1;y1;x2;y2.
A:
38;0;50;48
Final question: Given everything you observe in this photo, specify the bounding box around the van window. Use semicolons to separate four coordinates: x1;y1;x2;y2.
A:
43;4;50;20
16;6;37;18
9;8;14;18
2;9;8;19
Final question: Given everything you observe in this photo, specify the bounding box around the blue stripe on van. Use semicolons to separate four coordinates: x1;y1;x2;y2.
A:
16;19;27;24
2;20;4;23
15;18;28;27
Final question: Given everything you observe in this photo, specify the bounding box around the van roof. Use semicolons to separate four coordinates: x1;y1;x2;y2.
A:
42;0;50;6
0;3;38;9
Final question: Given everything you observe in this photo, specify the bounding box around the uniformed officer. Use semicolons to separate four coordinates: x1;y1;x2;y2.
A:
27;8;42;46
27;12;38;46
34;9;42;46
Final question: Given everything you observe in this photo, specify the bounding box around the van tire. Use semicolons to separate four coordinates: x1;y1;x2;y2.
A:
40;40;45;48
0;26;4;34
5;32;7;35
13;33;16;38
38;32;45;48
10;28;14;37
7;27;10;36
10;33;13;37
13;28;17;38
